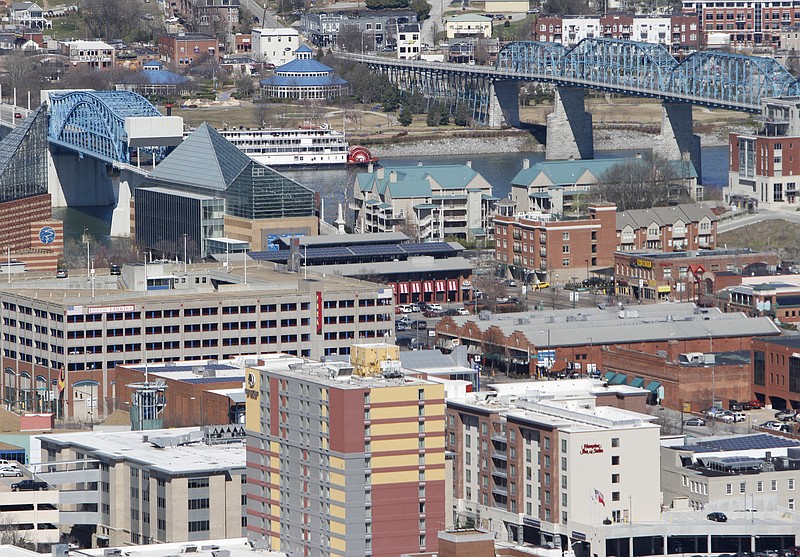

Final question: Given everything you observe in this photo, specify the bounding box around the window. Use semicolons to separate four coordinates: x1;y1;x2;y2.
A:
562;258;570;267
740;482;746;494
754;350;766;386
562;232;570;240
188;498;210;509
188;477;209;489
562;245;570;253
790;479;795;490
772;479;779;491
611;438;619;448
612;474;620;483
757;481;764;492
726;483;732;495
612;455;620;465
188;520;210;532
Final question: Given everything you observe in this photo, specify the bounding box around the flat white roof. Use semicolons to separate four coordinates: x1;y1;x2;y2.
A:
37;427;245;475
74;538;287;557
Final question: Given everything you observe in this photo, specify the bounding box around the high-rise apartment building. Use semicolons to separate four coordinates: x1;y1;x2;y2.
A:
245;356;446;556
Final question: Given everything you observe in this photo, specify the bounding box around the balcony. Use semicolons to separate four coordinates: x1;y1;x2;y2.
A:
491;434;507;443
491;485;508;497
491;449;507;461
491;467;507;479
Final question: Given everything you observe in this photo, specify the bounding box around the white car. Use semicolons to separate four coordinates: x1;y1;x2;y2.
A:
0;460;19;468
455;308;470;315
397;305;413;314
0;467;21;477
427;303;443;311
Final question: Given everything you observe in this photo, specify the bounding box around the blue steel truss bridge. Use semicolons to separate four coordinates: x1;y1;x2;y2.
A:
338;37;800;169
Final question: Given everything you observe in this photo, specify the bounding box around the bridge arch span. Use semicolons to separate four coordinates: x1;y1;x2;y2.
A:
48;91;161;164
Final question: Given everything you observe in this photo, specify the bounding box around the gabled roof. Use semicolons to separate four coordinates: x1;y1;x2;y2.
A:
149;123;252;191
357;164;481;199
616;203;717;231
512;158;630;187
512;158;698;188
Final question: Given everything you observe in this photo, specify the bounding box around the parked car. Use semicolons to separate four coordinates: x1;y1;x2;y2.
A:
532;282;550;290
775;409;798;421
732;411;747;422
397;316;412;326
410;320;427;330
762;421;790;432
395;322;408;331
427;303;443;311
707;512;727;522
684;417;706;427
495;296;510;303
109;264;121;275
0;467;21;477
747;400;763;409
410;303;420;313
705;407;727;417
395;337;418;348
11;479;48;491
0;459;19;468
423;309;442;318
455;308;470;315
396;305;413;314
503;279;517;287
719;413;736;423
55;269;68;279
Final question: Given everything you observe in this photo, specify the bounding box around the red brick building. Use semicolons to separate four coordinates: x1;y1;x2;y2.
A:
683;0;797;48
614;248;778;303
157;32;220;68
752;336;800;410
727;98;800;207
494;203;617;282
113;361;245;427
0;194;63;272
435;303;781;378
601;344;753;412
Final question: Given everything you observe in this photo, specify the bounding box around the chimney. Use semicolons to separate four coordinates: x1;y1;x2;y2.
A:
466;160;472;168
368;162;374;173
390;170;397;183
523;158;530;170
377;167;384;180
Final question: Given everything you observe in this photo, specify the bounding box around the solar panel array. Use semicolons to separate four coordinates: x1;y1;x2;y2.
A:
683;433;800;453
249;242;459;265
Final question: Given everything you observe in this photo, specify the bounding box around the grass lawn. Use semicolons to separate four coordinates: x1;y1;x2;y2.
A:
718;220;800;257
47;13;87;40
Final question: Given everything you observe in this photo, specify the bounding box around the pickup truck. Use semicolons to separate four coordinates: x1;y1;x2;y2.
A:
11;479;48;491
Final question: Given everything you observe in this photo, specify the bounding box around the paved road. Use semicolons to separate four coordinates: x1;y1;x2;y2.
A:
717;209;800;233
240;0;281;29
421;0;447;45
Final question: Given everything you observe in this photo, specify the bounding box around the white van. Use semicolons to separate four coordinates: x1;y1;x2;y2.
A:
733;411;747;423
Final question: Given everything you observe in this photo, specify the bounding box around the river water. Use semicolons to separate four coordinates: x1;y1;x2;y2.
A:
53;145;729;241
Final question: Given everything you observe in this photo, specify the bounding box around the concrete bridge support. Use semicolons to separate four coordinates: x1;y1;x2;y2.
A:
546;87;594;160
109;168;148;238
654;102;702;181
488;80;521;128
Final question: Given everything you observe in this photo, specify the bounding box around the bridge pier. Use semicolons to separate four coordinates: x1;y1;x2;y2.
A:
654;102;702;184
109;169;147;238
488;80;521;128
546;87;594;160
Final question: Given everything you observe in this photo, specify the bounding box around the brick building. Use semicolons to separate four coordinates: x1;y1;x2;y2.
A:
752;336;800;410
728;97;800;208
113;359;250;427
533;13;701;53
614;248;777;303
683;0;799;48
434;303;781;379
718;276;800;322
157;32;219;68
601;345;752;412
493;203;617;282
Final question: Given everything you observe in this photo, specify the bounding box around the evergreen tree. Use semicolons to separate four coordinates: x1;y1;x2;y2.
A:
398;105;413;126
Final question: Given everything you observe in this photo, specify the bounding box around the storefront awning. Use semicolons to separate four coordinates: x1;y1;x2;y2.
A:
629;377;645;388
610;373;628;385
604;371;616;382
646;381;662;393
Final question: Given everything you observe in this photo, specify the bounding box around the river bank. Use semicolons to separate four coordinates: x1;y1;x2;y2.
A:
368;126;739;158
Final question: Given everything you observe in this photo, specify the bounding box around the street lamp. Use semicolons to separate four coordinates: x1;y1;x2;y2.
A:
706;329;715;433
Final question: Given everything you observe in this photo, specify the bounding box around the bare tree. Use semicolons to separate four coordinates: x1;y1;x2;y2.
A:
81;0;145;40
337;23;365;53
594;152;684;211
473;274;506;313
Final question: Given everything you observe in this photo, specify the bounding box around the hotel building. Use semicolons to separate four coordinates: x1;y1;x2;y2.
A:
245;354;446;556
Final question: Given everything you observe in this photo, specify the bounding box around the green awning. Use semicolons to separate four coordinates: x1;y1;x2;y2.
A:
629;377;645;388
530;192;551;199
646;381;662;393
610;373;628;385
604;371;616;382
